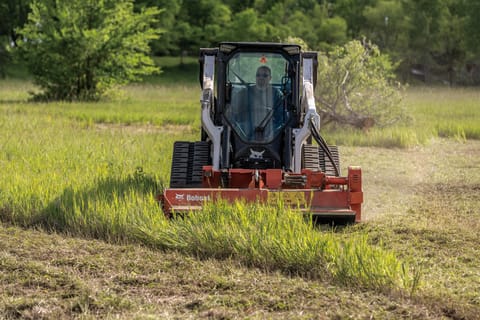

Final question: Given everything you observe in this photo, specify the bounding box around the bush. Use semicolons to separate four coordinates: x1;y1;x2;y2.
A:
16;0;161;101
316;40;406;129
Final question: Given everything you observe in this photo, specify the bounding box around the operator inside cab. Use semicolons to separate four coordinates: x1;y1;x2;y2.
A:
225;52;289;143
249;66;284;141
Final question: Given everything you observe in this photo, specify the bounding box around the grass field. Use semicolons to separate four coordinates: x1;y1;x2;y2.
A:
1;73;479;319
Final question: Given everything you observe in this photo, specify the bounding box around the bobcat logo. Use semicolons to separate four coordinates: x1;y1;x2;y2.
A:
249;149;265;159
175;194;185;200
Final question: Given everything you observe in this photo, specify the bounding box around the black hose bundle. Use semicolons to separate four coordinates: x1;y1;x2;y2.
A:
309;118;340;177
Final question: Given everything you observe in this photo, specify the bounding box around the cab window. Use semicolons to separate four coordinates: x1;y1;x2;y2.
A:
225;52;291;143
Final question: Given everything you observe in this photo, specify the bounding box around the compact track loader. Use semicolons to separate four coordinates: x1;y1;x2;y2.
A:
159;42;363;223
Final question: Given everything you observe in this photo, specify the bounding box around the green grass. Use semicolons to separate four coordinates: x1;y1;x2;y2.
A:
1;78;480;318
0;80;415;293
138;201;409;290
324;86;480;147
409;86;480;140
0;94;409;292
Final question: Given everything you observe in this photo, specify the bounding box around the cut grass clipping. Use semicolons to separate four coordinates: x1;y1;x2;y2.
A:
137;201;418;293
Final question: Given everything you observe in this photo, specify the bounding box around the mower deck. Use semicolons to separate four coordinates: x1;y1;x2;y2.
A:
160;166;363;223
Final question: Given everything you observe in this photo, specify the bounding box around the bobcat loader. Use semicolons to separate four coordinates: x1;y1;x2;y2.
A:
159;42;363;223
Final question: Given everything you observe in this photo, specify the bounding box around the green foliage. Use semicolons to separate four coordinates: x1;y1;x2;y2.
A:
333;0;376;38
0;37;9;78
134;0;182;55
16;0;161;101
0;0;31;45
316;16;349;52
316;40;406;129
0;0;31;77
462;1;480;53
283;36;310;50
224;8;267;42
5;0;480;86
362;0;409;57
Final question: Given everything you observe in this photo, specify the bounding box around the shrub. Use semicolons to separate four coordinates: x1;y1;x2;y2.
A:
16;0;161;101
316;40;406;130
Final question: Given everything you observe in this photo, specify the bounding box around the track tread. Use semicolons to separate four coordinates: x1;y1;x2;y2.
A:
302;144;320;171
169;141;211;188
319;145;341;176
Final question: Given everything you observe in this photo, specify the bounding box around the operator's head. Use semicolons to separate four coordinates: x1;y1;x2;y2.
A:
255;66;271;89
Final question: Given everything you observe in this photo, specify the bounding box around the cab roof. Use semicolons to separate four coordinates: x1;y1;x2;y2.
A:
218;42;301;55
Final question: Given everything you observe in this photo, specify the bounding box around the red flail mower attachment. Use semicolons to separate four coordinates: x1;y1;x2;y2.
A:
159;166;363;224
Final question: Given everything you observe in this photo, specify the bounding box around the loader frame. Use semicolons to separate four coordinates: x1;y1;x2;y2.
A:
160;42;363;223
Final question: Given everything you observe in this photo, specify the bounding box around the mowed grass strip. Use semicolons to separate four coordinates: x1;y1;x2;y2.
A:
1;224;453;320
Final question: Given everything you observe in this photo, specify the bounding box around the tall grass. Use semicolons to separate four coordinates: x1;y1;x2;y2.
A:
409;87;480;140
0;120;410;291
0;98;191;229
325;126;429;148
136;201;409;290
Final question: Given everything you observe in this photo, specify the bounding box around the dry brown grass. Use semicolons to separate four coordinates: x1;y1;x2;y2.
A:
0;225;450;319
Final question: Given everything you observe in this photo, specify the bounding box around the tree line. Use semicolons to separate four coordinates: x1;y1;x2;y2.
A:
1;0;479;85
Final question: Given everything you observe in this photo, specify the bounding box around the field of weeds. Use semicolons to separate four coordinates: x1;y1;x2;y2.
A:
0;80;479;319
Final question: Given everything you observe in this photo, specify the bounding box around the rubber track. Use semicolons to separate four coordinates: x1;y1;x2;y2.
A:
303;144;340;176
302;144;320;171
170;141;210;188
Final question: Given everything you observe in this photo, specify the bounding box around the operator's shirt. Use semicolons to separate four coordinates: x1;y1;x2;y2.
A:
250;86;275;140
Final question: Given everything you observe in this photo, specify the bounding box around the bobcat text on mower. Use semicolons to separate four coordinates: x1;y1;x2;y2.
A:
159;42;363;224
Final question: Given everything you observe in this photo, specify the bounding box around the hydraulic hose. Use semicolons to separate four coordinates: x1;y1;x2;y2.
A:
309;118;340;177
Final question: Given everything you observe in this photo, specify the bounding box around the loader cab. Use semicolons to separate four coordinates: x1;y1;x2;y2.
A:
201;42;301;170
225;53;288;141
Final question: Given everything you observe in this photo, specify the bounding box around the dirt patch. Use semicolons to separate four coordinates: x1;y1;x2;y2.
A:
342;139;480;221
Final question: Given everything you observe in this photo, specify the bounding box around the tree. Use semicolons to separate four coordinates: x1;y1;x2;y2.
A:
401;0;467;85
401;0;446;81
316;40;405;129
0;0;31;77
263;3;296;42
224;8;269;42
362;0;409;55
134;0;182;56
462;0;480;53
434;3;466;85
175;0;232;53
333;0;376;38
316;16;348;52
460;0;480;84
221;0;255;14
0;0;31;46
16;0;161;101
